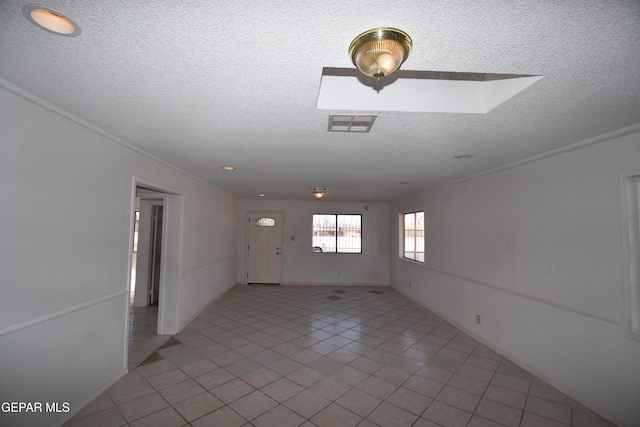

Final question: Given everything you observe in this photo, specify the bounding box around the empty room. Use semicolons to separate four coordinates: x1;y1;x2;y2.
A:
1;1;639;426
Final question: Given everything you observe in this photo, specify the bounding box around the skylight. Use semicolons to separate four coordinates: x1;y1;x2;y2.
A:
317;68;542;114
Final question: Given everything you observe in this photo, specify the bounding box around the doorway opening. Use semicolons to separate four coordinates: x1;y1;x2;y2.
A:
127;182;183;369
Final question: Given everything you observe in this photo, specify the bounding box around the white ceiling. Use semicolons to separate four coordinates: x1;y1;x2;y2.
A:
1;1;639;201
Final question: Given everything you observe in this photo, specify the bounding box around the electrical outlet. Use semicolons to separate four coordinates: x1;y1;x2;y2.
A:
476;314;481;324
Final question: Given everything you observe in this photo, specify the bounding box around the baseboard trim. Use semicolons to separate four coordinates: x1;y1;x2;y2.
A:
51;368;128;427
281;282;389;287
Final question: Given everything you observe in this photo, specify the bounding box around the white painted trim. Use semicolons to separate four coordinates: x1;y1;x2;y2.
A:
124;177;137;369
419;266;622;327
309;212;364;256
246;210;284;285
131;177;185;336
159;193;184;335
135;177;182;197
0;77;235;198
178;282;239;330
394;122;640;202
389;283;614;425
281;282;389;287
398;208;426;265
183;254;237;275
620;168;640;342
51;368;128;427
0;290;128;337
398;257;426;268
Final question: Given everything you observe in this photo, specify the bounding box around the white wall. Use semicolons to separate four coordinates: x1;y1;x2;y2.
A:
237;199;389;286
390;127;640;426
0;82;238;427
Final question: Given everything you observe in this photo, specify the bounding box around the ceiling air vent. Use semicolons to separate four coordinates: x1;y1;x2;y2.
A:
328;115;376;132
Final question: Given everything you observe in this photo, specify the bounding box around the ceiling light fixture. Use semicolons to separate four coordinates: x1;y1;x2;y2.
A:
222;166;236;171
454;155;473;159
22;5;81;36
312;187;327;199
349;27;412;80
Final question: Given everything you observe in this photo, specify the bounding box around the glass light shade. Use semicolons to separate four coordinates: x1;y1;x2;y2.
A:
353;39;405;78
350;28;412;79
31;9;75;34
312;187;327;199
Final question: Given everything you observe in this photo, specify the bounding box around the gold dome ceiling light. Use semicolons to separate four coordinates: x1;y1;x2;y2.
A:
349;27;412;80
312;188;327;199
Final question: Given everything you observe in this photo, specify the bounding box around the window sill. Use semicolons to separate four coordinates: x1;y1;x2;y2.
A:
624;329;640;343
312;252;363;256
399;257;425;267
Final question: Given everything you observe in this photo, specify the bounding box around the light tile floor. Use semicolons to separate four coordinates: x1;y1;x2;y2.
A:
67;285;614;427
128;304;170;371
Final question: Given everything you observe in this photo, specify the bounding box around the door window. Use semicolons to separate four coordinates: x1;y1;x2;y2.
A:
255;217;276;227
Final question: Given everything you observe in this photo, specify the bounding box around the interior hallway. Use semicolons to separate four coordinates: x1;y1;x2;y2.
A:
66;285;613;427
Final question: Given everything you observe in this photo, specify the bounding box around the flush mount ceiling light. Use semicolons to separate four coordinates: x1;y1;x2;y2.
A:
312;187;327;199
222;166;236;171
455;155;474;159
349;27;412;80
22;5;81;36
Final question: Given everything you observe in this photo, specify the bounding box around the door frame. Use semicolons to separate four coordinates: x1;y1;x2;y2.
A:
245;210;283;284
126;177;184;364
149;204;163;305
132;198;164;307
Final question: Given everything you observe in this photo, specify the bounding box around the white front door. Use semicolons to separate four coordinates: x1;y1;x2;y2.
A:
247;212;282;284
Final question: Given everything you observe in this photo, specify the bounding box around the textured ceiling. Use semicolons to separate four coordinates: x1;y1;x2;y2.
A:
1;1;639;201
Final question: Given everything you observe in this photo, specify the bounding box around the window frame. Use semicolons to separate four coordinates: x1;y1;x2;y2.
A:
621;169;640;342
401;210;425;263
311;213;362;254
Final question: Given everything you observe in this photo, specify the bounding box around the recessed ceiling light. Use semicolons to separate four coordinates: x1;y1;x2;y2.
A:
22;5;81;37
222;166;236;171
455;155;473;159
